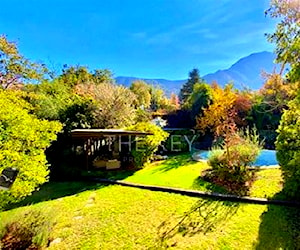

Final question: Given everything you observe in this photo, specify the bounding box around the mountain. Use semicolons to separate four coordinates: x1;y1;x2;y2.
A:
116;51;280;94
115;76;185;96
203;51;279;90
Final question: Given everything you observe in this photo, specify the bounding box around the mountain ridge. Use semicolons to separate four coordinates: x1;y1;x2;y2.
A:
116;51;279;95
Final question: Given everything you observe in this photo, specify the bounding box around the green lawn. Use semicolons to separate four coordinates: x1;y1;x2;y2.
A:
85;153;283;198
1;154;299;249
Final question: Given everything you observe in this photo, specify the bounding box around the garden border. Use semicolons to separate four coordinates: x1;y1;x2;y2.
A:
91;178;300;207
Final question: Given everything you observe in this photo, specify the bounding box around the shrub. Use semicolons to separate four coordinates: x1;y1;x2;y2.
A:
276;91;300;199
0;90;62;210
127;122;169;167
165;129;197;153
0;208;55;249
206;128;262;195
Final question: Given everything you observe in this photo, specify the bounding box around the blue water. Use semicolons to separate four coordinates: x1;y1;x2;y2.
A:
198;150;278;166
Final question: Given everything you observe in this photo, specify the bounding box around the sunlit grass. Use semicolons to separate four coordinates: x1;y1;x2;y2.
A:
1;184;299;249
1;154;298;249
91;153;283;198
123;153;226;193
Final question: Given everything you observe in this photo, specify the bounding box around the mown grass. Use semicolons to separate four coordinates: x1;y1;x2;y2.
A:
1;154;299;249
85;153;283;199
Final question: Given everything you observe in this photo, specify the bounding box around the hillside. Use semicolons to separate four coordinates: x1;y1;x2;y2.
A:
116;51;281;94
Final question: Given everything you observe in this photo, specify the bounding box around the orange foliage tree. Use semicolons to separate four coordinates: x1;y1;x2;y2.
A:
196;83;237;136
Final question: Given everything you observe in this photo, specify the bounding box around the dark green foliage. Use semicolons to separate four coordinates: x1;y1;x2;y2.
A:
127;122;169;167
179;68;203;104
165;109;194;128
164;129;198;153
276;90;300;199
183;82;212;126
59;99;95;132
0;209;55;249
258;130;278;150
25;79;75;121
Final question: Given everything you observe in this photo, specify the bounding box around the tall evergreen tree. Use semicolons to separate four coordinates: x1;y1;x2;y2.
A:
179;68;202;104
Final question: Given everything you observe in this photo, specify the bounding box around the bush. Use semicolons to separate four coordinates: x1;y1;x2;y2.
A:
0;208;55;249
127;122;169;167
0;90;62;210
165;129;197;153
276;92;300;199
206;128;262;195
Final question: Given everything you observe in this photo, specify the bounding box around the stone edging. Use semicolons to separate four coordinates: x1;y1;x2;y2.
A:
91;178;300;207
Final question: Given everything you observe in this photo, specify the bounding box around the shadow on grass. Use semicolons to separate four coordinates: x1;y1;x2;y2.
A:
254;192;300;249
151;153;196;173
6;167;139;211
192;177;228;194
157;199;239;248
6;181;107;211
82;169;137;181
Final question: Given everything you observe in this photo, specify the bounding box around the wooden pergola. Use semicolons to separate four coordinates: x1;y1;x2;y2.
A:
71;129;153;170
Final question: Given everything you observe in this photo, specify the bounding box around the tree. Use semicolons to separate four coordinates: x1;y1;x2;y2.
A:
260;73;296;111
232;92;253;127
267;0;300;199
93;69;114;84
179;68;202;104
196;83;237;136
0;35;48;89
24;79;75;121
75;83;137;128
130;80;151;109
184;82;212;126
266;0;300;81
206;127;262;195
59;66;114;87
149;85;170;112
59;66;93;87
276;89;300;199
169;93;180;110
127;122;169;167
0;90;62;209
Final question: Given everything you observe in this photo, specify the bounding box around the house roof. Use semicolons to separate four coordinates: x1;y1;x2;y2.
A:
71;129;153;138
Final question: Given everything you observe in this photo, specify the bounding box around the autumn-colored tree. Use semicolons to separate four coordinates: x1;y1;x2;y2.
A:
75;83;136;128
249;73;296;133
196;83;237;136
169;93;180;110
0;35;48;89
232;92;253;127
260;72;296;110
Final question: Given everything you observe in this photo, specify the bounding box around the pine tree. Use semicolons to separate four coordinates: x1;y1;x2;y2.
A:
179;68;202;104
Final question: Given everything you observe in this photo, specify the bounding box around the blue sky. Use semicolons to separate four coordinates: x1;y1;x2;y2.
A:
0;0;276;80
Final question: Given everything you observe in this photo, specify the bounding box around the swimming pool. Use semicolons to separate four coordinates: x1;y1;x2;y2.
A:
197;149;278;167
